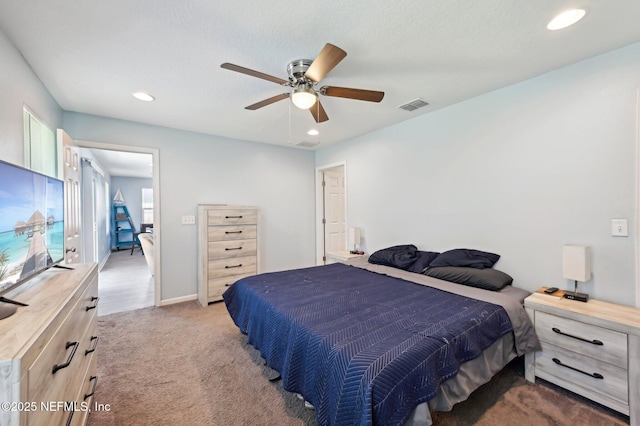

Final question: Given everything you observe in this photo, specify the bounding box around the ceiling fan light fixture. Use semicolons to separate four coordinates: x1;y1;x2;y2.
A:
291;85;318;110
547;8;586;30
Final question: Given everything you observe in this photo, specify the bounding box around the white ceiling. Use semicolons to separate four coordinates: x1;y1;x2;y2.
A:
89;149;153;179
1;0;640;153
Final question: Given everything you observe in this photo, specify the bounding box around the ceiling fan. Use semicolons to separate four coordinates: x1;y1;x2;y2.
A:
221;43;384;123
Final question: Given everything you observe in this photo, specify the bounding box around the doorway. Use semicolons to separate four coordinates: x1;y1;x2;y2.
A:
77;141;161;313
315;162;347;264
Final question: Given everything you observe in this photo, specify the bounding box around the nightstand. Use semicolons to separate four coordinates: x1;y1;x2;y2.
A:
326;251;364;264
524;292;640;425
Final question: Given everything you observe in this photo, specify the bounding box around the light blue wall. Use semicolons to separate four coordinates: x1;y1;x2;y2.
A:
111;177;152;225
62;113;317;300
110;177;152;250
3;22;639;307
316;42;640;307
0;29;62;165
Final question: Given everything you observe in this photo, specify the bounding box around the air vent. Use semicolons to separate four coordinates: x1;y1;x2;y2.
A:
398;98;429;112
296;141;319;148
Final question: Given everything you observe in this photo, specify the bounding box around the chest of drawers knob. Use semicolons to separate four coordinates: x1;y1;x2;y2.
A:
52;341;80;374
85;335;99;355
84;375;98;400
86;296;99;311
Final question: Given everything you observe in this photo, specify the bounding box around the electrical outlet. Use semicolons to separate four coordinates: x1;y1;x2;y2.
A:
611;219;628;237
181;215;196;225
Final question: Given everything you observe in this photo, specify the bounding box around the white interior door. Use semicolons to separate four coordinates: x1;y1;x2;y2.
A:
323;168;346;255
57;129;82;264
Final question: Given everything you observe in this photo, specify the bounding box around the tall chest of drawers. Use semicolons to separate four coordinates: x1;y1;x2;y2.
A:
198;205;259;306
524;292;640;426
0;263;100;426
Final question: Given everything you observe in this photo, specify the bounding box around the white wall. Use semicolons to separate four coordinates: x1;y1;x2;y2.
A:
62;113;317;300
316;42;640;307
0;29;62;165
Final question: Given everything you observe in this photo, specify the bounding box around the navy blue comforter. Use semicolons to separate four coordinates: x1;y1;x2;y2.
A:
223;263;513;426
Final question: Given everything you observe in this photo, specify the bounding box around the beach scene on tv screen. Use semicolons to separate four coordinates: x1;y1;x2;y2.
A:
0;164;64;293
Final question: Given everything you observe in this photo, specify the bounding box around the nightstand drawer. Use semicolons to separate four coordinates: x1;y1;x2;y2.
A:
536;341;628;406
535;311;627;367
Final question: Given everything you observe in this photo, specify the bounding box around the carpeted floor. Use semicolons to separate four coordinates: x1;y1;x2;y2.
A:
87;301;630;426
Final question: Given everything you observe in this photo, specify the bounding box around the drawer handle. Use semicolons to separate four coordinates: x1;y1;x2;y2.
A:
53;341;80;374
84;375;98;400
225;264;242;269
65;408;74;426
225;230;243;234
551;327;603;345
86;296;100;311
225;247;243;251
225;215;243;219
85;335;99;355
552;357;604;379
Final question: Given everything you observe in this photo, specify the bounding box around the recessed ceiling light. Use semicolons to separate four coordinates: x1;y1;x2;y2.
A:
132;92;155;102
307;129;319;136
547;9;586;30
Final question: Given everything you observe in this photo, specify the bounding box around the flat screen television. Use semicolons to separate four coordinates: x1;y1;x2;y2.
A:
0;159;65;319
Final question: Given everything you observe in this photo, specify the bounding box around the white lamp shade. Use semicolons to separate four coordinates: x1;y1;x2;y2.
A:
562;245;591;282
291;87;318;109
349;227;361;247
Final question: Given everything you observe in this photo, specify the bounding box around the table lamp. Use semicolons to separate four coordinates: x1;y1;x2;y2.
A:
349;227;361;254
562;244;591;302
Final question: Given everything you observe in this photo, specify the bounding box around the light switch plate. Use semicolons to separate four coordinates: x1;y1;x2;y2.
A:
611;219;628;237
182;215;196;225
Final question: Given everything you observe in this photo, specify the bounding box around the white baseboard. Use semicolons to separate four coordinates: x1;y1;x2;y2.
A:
159;294;198;306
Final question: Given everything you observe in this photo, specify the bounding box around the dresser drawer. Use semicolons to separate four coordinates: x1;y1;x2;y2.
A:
207;224;257;242
27;315;97;426
535;341;628;406
207;209;258;226
208;256;257;278
535;311;627;367
208;273;255;300
207;239;257;259
27;291;98;404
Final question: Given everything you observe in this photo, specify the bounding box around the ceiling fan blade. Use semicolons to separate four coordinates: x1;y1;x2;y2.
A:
245;93;290;110
304;43;347;83
309;100;329;123
221;63;289;85
321;86;384;103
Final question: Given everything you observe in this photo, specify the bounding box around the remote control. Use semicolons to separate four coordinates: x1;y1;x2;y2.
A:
544;287;559;294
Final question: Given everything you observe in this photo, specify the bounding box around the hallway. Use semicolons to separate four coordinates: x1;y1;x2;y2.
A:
98;249;154;316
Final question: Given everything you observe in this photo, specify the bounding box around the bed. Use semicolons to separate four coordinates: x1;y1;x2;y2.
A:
223;253;538;426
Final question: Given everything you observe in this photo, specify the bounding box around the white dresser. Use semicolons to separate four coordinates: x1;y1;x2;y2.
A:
197;205;259;306
524;291;640;425
0;263;99;426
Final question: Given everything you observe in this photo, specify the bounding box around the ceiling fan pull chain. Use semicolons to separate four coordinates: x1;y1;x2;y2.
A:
288;96;292;145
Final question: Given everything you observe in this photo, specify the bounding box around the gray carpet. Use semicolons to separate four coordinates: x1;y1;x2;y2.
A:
87;301;629;426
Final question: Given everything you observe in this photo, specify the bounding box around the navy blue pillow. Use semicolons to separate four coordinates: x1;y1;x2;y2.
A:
368;244;418;270
425;266;513;291
406;251;440;274
428;248;500;270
